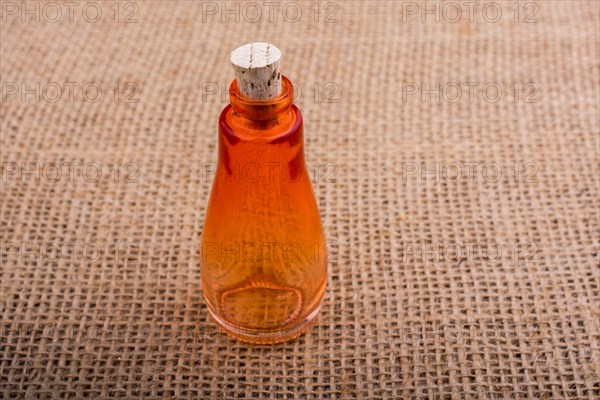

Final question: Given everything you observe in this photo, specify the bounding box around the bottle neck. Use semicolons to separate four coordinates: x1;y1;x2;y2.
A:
226;76;295;136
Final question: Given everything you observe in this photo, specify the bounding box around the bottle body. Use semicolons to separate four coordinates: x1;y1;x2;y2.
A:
201;77;327;344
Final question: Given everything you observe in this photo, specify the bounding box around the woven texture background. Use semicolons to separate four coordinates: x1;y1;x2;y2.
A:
1;1;599;398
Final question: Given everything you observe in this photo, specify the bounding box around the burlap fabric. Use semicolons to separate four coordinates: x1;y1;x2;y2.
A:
1;1;599;398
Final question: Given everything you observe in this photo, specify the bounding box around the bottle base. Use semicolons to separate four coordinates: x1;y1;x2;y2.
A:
206;299;323;344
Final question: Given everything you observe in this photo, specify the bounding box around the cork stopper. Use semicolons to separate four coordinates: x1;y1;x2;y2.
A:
230;42;282;100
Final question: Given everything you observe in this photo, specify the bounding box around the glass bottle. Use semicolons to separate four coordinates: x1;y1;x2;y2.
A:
200;76;327;344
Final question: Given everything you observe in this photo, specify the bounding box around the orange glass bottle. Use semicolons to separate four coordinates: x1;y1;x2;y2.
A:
200;76;327;344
